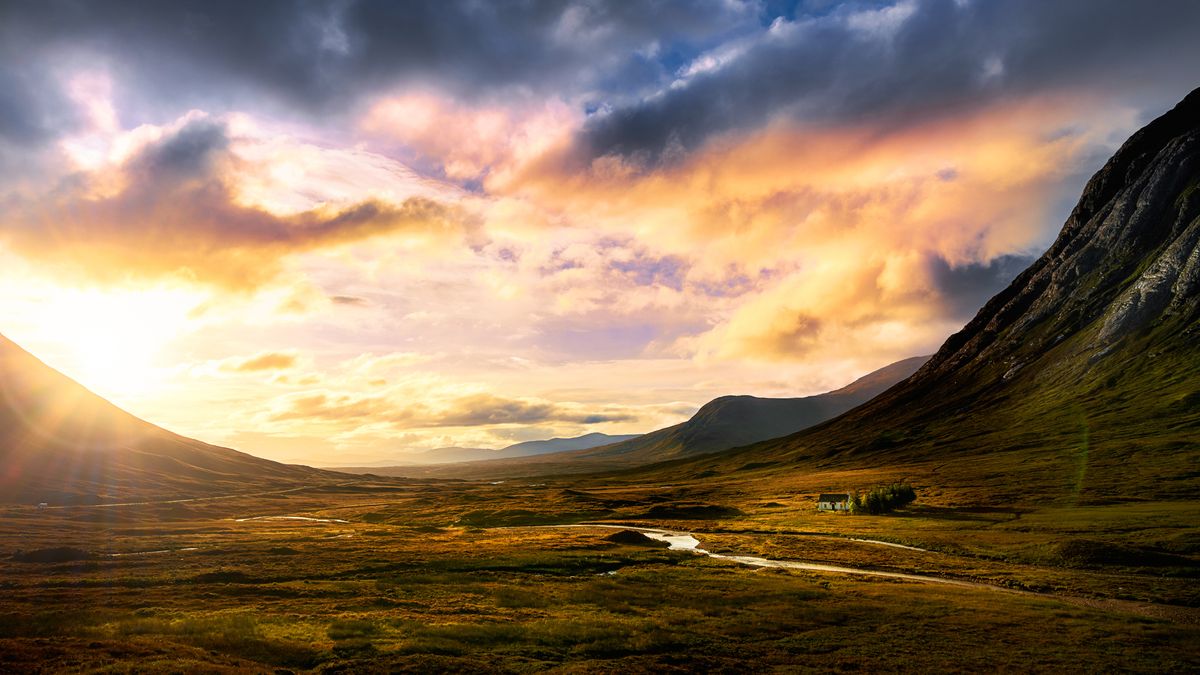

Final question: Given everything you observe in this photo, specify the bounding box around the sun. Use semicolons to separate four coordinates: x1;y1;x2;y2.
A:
17;286;202;402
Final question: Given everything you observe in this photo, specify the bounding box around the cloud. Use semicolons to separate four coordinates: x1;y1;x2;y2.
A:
572;0;1200;166
501;94;1138;364
361;93;580;184
433;393;636;427
342;352;433;377
267;389;637;429
0;63;78;147
928;253;1034;318
269;392;391;423
332;91;1125;369
0;0;756;133
4;1;1197;179
220;351;299;373
685;249;1025;364
1;115;476;290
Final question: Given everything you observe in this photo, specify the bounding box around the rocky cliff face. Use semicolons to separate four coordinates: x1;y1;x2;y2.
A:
903;87;1200;395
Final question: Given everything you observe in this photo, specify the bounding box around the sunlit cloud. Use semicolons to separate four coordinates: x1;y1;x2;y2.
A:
0;1;1195;464
362;92;579;187
503;94;1137;363
266;389;637;428
4;106;476;292
219;352;300;373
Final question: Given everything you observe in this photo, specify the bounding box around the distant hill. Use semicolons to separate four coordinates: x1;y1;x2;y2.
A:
356;355;928;479
0;334;336;504
561;355;929;465
639;87;1200;502
492;433;643;459
334;432;642;467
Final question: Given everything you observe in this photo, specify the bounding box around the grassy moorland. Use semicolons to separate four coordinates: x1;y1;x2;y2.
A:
0;475;1196;673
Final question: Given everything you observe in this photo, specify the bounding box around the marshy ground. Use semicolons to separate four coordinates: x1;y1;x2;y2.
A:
1;471;1198;673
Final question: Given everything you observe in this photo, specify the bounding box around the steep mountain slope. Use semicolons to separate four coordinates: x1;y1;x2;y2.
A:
0;334;335;504
333;432;641;467
647;87;1200;502
365;355;927;479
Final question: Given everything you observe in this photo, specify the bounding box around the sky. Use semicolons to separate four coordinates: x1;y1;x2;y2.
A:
1;0;1197;465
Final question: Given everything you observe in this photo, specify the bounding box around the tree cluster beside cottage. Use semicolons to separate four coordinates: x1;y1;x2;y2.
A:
816;483;916;514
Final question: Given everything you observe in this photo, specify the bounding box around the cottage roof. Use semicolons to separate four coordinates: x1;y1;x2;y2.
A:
818;493;849;502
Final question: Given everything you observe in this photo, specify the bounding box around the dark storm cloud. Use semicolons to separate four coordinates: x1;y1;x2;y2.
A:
929;253;1034;320
6;0;1194;165
128;119;230;180
0;0;755;145
579;0;1200;164
0;65;79;147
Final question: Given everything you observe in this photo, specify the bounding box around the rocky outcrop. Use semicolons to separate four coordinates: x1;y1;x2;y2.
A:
906;87;1200;390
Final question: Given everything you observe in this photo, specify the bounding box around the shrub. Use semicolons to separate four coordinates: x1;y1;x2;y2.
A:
848;483;916;515
641;503;743;519
328;618;379;640
11;547;94;563
191;570;258;584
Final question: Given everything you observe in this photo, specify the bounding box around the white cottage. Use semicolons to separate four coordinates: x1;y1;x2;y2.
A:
817;493;850;512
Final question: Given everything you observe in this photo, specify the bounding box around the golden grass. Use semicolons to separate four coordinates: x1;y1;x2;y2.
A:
0;475;1196;671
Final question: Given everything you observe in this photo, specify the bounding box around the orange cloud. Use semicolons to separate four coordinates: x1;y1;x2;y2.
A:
269;392;393;423
3;114;476;292
361;92;578;187
266;389;637;429
492;93;1138;362
220;351;298;373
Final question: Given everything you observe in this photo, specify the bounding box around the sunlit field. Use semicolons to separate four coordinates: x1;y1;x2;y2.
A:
2;469;1197;673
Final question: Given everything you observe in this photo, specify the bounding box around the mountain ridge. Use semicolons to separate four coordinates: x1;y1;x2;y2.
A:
0;333;339;504
333;432;643;467
345;355;929;479
625;86;1200;501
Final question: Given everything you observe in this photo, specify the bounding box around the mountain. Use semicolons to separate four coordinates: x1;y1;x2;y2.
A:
0;334;335;505
648;87;1200;501
354;355;928;479
492;433;643;459
567;355;929;464
341;433;643;467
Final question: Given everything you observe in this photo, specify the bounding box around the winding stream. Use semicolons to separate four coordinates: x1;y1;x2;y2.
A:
542;524;1200;623
541;524;1021;593
106;547;200;557
204;516;1199;622
234;515;349;523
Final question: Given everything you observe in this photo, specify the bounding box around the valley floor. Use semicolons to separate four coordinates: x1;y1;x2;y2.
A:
0;472;1197;673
